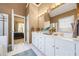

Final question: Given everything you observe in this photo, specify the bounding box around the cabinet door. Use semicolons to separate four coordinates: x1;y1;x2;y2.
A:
32;37;35;45
55;38;75;56
32;33;38;47
38;36;45;53
32;35;35;45
76;41;79;56
35;36;39;48
45;36;54;56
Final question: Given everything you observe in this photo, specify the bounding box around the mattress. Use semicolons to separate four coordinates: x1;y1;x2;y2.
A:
14;32;24;39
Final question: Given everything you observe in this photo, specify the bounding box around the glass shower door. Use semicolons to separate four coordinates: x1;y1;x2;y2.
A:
0;14;4;36
0;14;8;56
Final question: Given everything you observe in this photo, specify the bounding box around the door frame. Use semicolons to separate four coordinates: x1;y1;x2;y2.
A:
11;9;26;50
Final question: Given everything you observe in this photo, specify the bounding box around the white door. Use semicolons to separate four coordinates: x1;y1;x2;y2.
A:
45;35;54;56
11;9;14;50
55;38;75;56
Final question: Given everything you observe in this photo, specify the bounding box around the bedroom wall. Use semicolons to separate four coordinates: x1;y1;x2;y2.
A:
0;3;27;44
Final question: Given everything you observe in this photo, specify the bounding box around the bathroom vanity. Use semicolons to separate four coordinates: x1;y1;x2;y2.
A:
32;32;79;56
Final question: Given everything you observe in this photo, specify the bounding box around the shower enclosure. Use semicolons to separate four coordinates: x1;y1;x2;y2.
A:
0;13;8;56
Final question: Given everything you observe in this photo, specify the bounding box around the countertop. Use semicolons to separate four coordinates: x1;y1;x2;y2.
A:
32;32;79;42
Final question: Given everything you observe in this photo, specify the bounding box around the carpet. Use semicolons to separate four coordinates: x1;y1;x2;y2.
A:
13;49;37;56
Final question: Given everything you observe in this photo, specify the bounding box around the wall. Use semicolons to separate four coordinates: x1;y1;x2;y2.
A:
28;4;51;43
0;3;26;44
28;4;38;43
29;4;51;31
29;4;38;30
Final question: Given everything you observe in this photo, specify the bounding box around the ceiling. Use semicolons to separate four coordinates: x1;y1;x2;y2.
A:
27;3;63;18
34;3;62;17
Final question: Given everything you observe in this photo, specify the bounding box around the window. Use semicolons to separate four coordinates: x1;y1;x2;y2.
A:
58;15;74;33
18;23;24;32
58;15;74;38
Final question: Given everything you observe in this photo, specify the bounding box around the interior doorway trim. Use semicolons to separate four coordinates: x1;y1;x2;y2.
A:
11;9;26;50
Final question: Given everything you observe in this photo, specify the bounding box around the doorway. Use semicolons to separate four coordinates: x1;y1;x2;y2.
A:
11;9;26;50
14;16;25;44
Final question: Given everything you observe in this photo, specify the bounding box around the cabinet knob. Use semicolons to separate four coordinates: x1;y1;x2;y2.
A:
52;45;55;47
40;37;42;38
56;47;59;49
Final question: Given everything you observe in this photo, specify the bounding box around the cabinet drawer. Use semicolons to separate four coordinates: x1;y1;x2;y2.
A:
55;39;75;56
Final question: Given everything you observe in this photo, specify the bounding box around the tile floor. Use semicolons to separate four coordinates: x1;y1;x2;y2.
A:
7;43;44;56
14;39;24;44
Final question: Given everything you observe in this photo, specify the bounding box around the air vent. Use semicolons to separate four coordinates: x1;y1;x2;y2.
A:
33;3;41;7
36;3;40;5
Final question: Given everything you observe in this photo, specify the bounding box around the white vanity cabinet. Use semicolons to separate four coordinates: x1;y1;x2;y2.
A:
76;41;79;56
32;32;75;56
44;35;55;56
55;37;75;56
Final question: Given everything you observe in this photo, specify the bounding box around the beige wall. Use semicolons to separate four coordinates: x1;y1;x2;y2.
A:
0;3;27;44
28;4;51;43
29;4;51;31
29;4;38;30
29;4;38;43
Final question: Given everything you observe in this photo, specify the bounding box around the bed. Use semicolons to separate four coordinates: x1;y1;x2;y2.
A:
14;32;24;39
